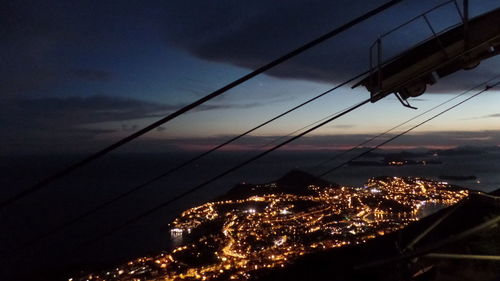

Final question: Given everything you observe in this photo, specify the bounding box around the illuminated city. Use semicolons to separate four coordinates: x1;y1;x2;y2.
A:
72;175;468;281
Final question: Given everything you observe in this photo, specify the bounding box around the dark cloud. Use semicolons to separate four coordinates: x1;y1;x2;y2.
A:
1;0;155;96
68;69;112;82
0;94;279;154
462;112;500;120
195;102;270;112
122;124;139;132
163;0;388;82
482;113;500;118
330;124;355;129
3;95;270;129
135;130;500;152
163;0;500;92
0;95;168;154
295;131;500;148
4;0;498;98
13;95;179;125
3;0;500;156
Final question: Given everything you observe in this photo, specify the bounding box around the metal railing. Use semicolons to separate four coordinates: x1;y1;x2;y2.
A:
368;0;466;95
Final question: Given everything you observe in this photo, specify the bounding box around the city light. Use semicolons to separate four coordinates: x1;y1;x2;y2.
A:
72;176;468;281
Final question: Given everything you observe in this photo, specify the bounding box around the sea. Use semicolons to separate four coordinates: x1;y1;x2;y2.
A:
1;149;499;280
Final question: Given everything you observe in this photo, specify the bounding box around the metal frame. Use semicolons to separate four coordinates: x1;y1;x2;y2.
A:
368;0;468;107
425;253;500;261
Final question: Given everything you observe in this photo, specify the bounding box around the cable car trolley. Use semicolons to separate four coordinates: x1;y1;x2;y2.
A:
353;0;500;108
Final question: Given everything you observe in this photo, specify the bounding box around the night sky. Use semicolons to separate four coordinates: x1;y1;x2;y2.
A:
3;0;500;155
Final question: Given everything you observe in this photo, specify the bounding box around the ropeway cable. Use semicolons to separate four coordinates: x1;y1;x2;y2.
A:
317;80;500;178
68;83;492;258
12;57;500;258
13;67;498;260
249;102;365;151
311;73;500;172
0;0;404;210
355;211;500;269
12;0;493;253
5;75;364;257
70;98;371;251
13;74;500;255
7;72;367;255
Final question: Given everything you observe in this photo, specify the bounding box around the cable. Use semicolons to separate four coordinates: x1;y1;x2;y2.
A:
9;72;367;254
256;102;364;150
13;66;498;255
0;0;405;210
11;0;490;254
18;62;489;253
404;200;464;252
69;72;500;276
226;103;360;166
72;98;370;250
318;81;500;178
424;253;500;261
312;73;500;172
79;83;495;272
13;18;498;260
355;212;500;269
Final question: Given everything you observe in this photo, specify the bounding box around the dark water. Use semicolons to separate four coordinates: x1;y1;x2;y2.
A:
0;150;499;280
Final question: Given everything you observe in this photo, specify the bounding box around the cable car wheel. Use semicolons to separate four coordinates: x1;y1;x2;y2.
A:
399;81;427;100
463;59;480;70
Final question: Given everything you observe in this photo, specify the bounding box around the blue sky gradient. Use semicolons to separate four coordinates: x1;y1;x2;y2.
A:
2;0;500;154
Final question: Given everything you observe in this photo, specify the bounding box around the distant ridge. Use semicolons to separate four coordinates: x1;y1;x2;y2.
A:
221;170;337;200
276;169;335;190
489;187;500;196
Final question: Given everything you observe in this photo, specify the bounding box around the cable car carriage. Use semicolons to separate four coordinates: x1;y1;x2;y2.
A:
353;1;500;108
